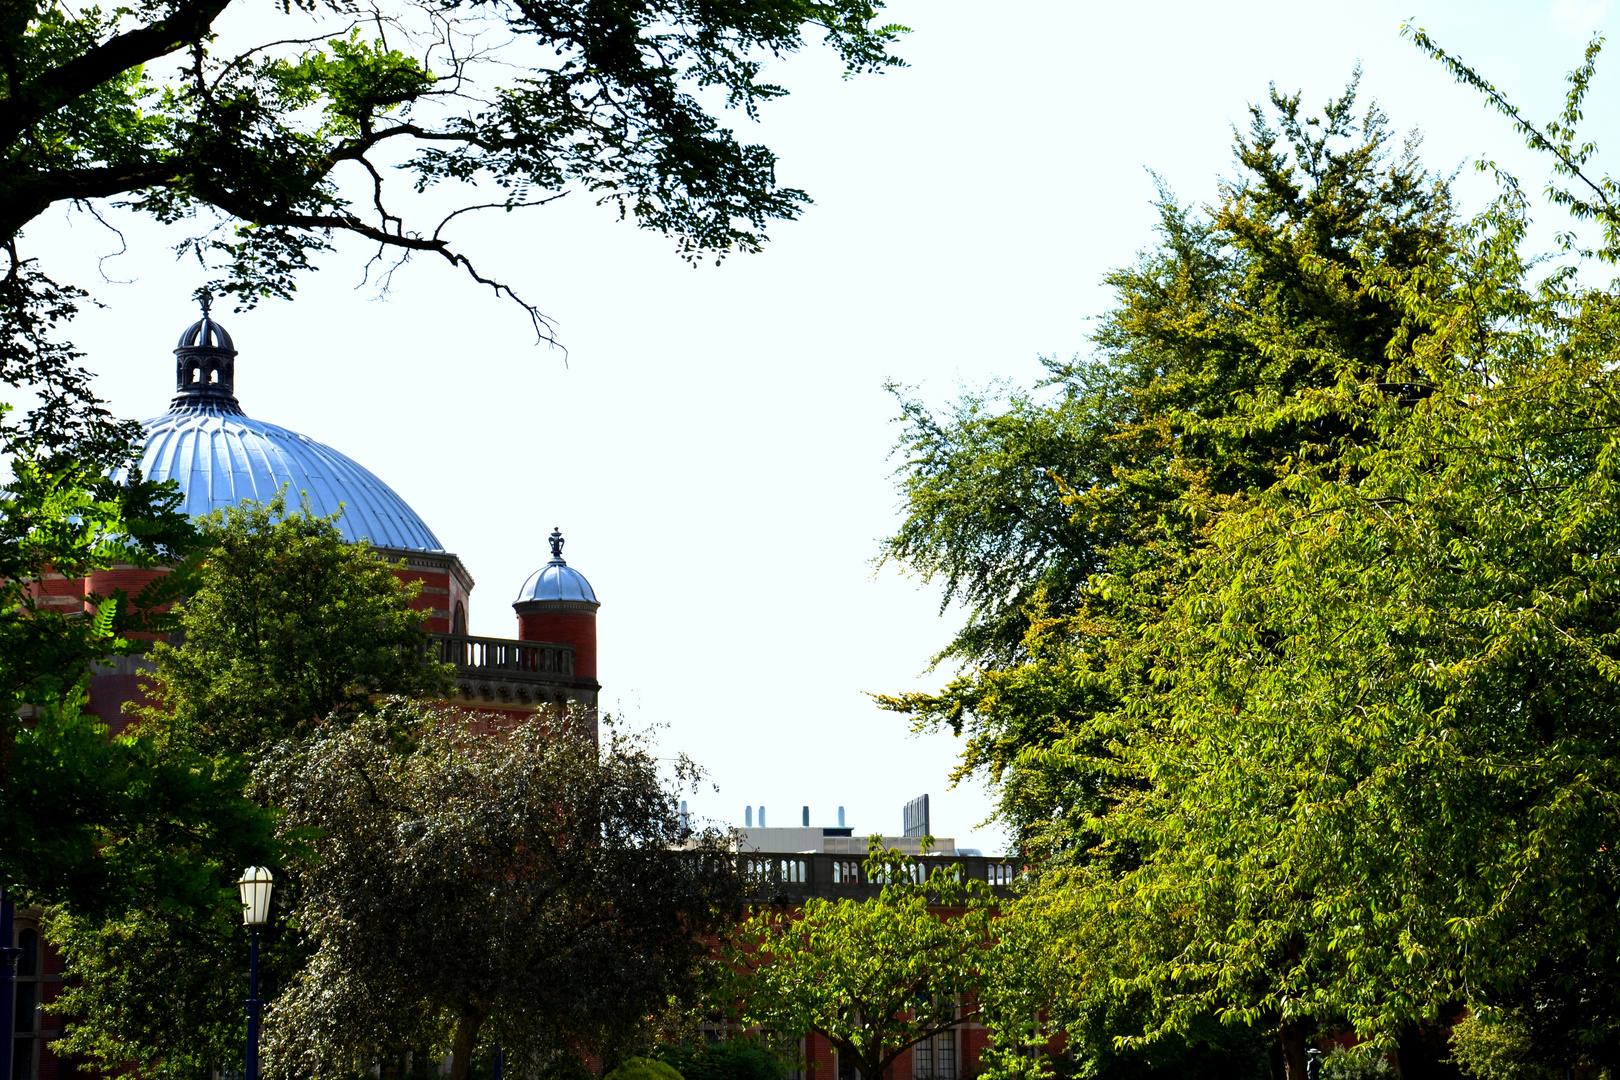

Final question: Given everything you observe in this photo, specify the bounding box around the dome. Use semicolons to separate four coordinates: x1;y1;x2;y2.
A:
515;528;598;604
122;300;445;552
134;407;445;551
177;314;234;352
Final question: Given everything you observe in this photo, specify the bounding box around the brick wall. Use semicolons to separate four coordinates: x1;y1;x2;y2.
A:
516;610;597;678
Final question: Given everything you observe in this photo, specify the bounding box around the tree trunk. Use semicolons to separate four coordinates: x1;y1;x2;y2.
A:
449;1008;485;1080
1278;1020;1308;1080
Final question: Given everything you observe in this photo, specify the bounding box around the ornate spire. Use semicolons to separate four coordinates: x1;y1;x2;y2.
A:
171;293;242;414
548;527;565;562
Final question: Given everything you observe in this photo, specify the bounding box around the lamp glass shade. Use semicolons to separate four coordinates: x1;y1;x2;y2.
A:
238;866;274;926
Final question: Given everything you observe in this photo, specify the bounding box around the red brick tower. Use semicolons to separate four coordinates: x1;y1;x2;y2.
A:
512;528;599;681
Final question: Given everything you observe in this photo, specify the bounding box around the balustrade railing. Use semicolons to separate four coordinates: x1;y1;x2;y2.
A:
432;633;575;677
732;851;1021;901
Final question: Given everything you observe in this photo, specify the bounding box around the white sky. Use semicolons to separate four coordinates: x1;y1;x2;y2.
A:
23;0;1620;853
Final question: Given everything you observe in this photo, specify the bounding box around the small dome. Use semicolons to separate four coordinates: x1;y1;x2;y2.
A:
177;315;234;352
515;528;598;604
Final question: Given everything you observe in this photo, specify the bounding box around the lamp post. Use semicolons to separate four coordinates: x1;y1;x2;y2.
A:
237;867;274;1080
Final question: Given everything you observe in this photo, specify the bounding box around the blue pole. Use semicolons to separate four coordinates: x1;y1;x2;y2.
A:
493;1042;503;1080
245;928;260;1080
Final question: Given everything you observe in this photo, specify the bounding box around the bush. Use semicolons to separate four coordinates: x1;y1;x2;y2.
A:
1447;1014;1557;1080
607;1059;686;1080
1321;1046;1393;1080
659;1040;786;1080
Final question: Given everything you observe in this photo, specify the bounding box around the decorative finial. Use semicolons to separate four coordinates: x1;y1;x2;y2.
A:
548;527;565;561
199;289;213;317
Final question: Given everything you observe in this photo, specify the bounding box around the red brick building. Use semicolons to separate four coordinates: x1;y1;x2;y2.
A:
16;302;605;1079
20;301;1021;1080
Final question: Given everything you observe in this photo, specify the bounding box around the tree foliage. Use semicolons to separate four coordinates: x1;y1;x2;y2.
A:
879;73;1459;859
133;493;454;757
54;495;453;1079
6;695;273;917
1;0;907;347
724;842;998;1080
0;337;277;927
884;34;1620;1080
258;702;739;1080
658;1037;786;1080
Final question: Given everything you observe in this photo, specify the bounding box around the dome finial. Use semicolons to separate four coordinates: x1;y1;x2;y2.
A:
549;527;565;562
199;288;213;317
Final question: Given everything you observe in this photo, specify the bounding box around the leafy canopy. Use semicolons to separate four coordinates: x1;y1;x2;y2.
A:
724;841;999;1080
258;702;741;1080
879;73;1458;860
883;28;1620;1080
132;493;454;757
1;0;907;348
55;494;451;1080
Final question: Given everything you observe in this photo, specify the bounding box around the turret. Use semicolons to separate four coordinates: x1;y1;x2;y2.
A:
170;290;242;414
513;528;599;680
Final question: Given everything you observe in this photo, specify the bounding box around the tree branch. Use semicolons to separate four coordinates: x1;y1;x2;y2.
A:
0;0;231;146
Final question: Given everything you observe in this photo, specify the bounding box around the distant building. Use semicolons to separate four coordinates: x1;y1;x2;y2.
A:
734;828;956;857
732;797;958;856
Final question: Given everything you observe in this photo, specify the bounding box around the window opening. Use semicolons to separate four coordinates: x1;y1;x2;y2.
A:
17;928;36;976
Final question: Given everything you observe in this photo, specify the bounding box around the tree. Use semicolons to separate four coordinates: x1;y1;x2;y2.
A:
658;1036;787;1080
877;76;1460;859
2;0;907;349
885;35;1620;1080
0;407;281;930
0;445;194;763
53;494;453;1079
723;842;998;1080
256;701;740;1080
7;691;275;917
133;492;454;758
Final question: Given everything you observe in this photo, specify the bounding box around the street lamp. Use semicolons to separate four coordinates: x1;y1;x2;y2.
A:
238;867;274;1080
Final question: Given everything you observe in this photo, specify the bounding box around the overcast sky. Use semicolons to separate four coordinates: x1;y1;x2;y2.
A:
25;0;1620;852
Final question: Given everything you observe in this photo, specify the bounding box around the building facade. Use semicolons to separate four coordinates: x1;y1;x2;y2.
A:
21;301;1019;1080
18;302;608;1080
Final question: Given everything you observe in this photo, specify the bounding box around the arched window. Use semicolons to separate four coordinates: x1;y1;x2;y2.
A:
452;602;467;636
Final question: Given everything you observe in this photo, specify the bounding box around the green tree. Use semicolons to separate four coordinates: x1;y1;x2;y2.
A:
890;37;1620;1080
0;444;192;760
53;494;454;1079
658;1038;786;1080
878;76;1459;860
609;1058;688;1080
1;0;906;355
0;409;279;926
257;702;740;1080
7;693;274;917
134;492;454;757
724;842;997;1080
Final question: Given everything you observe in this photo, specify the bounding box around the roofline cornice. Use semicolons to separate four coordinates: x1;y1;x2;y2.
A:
373;545;476;594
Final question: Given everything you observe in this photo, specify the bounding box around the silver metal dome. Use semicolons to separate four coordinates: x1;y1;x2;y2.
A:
131;404;445;552
515;528;598;604
125;300;445;552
